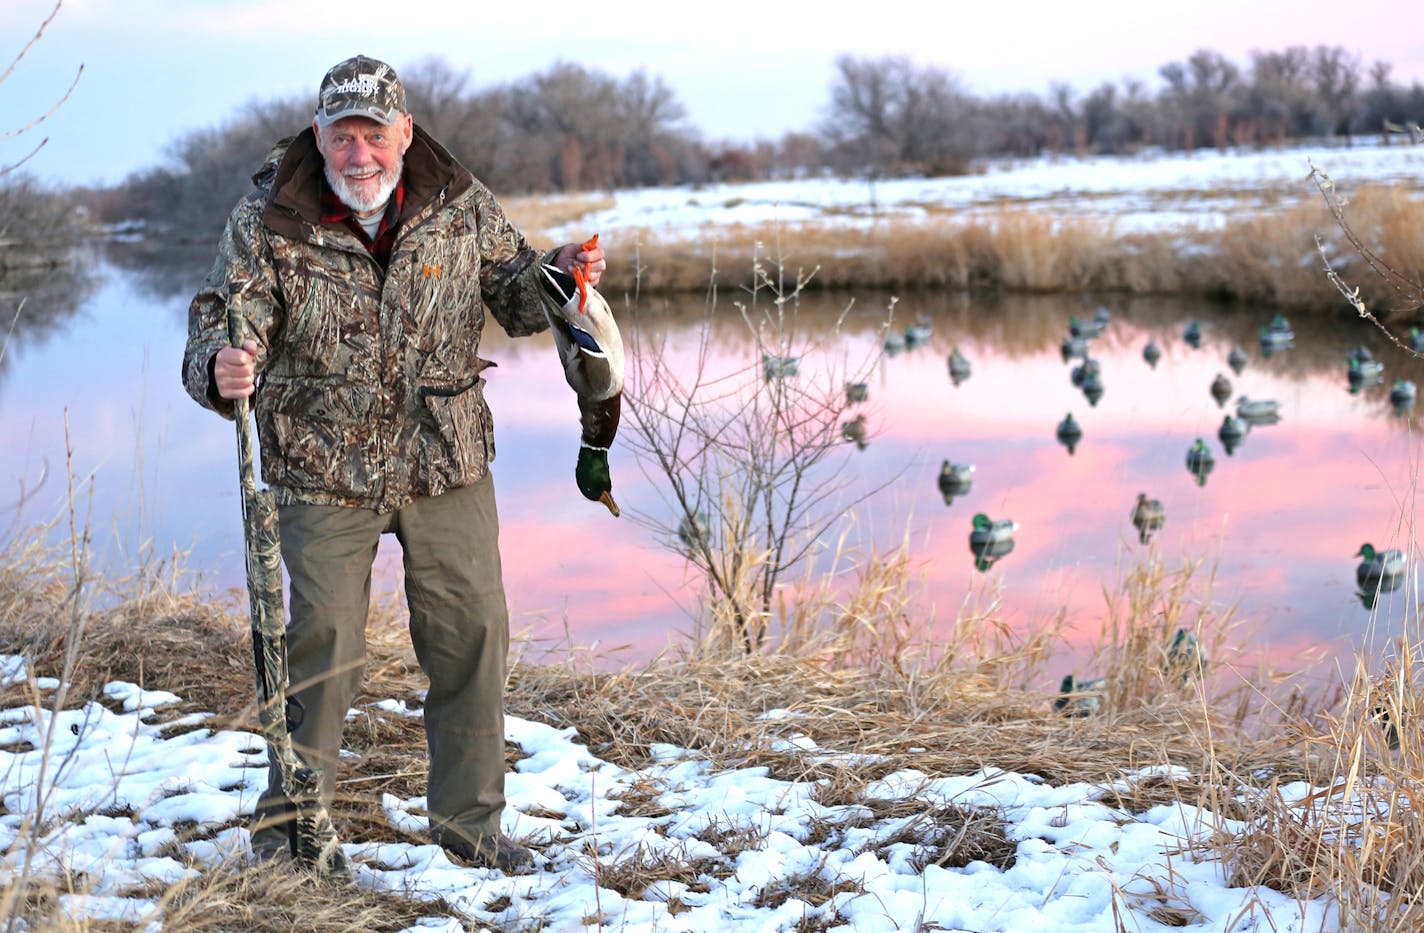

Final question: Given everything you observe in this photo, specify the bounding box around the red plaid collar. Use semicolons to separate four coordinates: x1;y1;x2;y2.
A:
319;176;405;266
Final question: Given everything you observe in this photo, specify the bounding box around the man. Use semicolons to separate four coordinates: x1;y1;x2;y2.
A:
181;55;608;872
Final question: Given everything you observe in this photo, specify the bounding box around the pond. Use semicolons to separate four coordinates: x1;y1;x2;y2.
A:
1;247;1418;685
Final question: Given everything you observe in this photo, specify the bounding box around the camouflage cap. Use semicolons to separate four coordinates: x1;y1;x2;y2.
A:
314;55;407;127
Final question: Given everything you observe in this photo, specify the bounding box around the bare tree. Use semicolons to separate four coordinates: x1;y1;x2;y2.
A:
1;1;82;178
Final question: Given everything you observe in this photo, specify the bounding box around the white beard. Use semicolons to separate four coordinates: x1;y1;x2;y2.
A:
325;156;402;216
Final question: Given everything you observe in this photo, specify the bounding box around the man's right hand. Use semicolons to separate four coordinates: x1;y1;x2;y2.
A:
214;339;259;400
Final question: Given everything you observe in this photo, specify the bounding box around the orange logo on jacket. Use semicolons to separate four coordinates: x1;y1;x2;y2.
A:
422;263;442;277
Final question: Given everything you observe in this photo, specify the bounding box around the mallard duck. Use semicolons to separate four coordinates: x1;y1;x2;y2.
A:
762;352;800;380
905;322;932;347
883;330;907;356
1131;493;1165;544
969;513;1017;570
539;257;624;516
1236;397;1280;423
1217;414;1247;455
1356;543;1406;592
1081;377;1104;407
1069;315;1104;339
1347;354;1384;390
1227;344;1249;375
1185;438;1214;487
1164;628;1208;684
1183;321;1202;348
1410;327;1424;354
1142;340;1162;368
1060;335;1090;362
1070;358;1100;388
947;347;972;385
938;461;975;504
1259;315;1294;356
845;381;869;404
1053;674;1107;717
1209;373;1233;407
1056;412;1082;454
842;413;868;449
1390;379;1417;410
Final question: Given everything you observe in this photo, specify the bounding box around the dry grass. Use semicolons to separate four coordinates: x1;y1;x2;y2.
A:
515;184;1424;319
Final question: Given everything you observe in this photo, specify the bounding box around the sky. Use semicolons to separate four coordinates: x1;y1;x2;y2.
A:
0;653;1348;931
3;0;1423;188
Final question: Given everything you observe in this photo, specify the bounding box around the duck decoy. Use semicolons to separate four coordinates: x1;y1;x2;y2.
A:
540;255;625;516
841;413;868;450
947;347;972;386
1056;412;1083;454
1070;358;1100;388
1259;315;1294;356
1130;493;1165;544
938;460;975;504
762;352;799;380
677;511;712;553
1227;344;1249;375
1054;673;1107;717
1347;354;1385;392
1410;327;1424;354
905;321;932;347
1209;373;1233;407
1142;340;1162;369
1356;543;1405;608
1236;396;1280;425
1185;438;1215;487
1069;315;1104;339
1390;379;1417;412
1217;414;1247;455
1081;377;1104;407
1060;334;1090;362
1092;306;1112;326
1183;321;1202;348
1164;628;1208;685
969;513;1017;570
883;330;907;356
845;381;869;404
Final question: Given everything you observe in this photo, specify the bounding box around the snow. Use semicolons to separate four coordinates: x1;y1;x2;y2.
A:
550;138;1424;242
0;653;1352;931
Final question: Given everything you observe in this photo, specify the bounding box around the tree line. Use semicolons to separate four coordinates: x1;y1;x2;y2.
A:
57;45;1424;236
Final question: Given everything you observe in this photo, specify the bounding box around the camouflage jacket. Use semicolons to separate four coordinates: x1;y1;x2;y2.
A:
182;125;552;512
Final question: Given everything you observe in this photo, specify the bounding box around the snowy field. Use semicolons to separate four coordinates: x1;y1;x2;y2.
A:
550;137;1424;242
0;654;1345;932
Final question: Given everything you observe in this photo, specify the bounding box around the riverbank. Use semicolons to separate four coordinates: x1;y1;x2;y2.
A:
0;529;1418;930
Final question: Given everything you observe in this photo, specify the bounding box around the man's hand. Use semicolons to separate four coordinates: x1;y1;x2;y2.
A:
214;339;259;400
552;238;606;288
575;444;619;517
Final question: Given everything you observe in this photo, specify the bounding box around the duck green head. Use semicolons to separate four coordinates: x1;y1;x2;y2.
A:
972;513;991;531
1357;543;1377;561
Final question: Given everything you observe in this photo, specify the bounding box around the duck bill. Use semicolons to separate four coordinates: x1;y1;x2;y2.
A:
599;490;621;518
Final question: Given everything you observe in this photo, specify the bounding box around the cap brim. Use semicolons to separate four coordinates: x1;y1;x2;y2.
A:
314;106;403;127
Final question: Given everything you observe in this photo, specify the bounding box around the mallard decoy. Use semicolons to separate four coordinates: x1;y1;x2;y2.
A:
1356;543;1405;601
1142;340;1162;369
1185;438;1215;487
539;257;624;516
883;330;907;356
1227;344;1249;375
1092;306;1112;327
1056;412;1083;454
1069;315;1104;339
1070;358;1100;388
1347;354;1384;392
1209;373;1233;407
842;413;868;450
845;381;869;404
1236;397;1280;424
1410;327;1424;354
969;513;1017;570
1081;376;1104;407
762;352;800;380
905;322;932;347
1390;379;1417;411
1130;493;1165;544
1060;335;1090;362
1218;414;1247;455
947;347;972;386
677;511;711;553
1259;315;1294;356
1183;321;1202;348
938;460;975;504
1053;674;1107;717
1164;628;1208;685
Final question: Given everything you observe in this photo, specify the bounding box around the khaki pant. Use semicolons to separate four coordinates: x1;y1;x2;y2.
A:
260;474;509;846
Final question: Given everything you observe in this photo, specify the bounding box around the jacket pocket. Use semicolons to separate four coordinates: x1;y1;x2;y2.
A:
419;377;493;486
257;378;376;498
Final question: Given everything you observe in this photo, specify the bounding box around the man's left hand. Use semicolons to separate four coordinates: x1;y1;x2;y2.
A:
553;239;606;288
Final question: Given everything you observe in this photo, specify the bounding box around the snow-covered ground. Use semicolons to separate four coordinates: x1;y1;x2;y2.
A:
550;138;1424;242
0;655;1343;932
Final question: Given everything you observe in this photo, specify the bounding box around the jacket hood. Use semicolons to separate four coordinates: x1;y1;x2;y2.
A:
260;124;475;241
